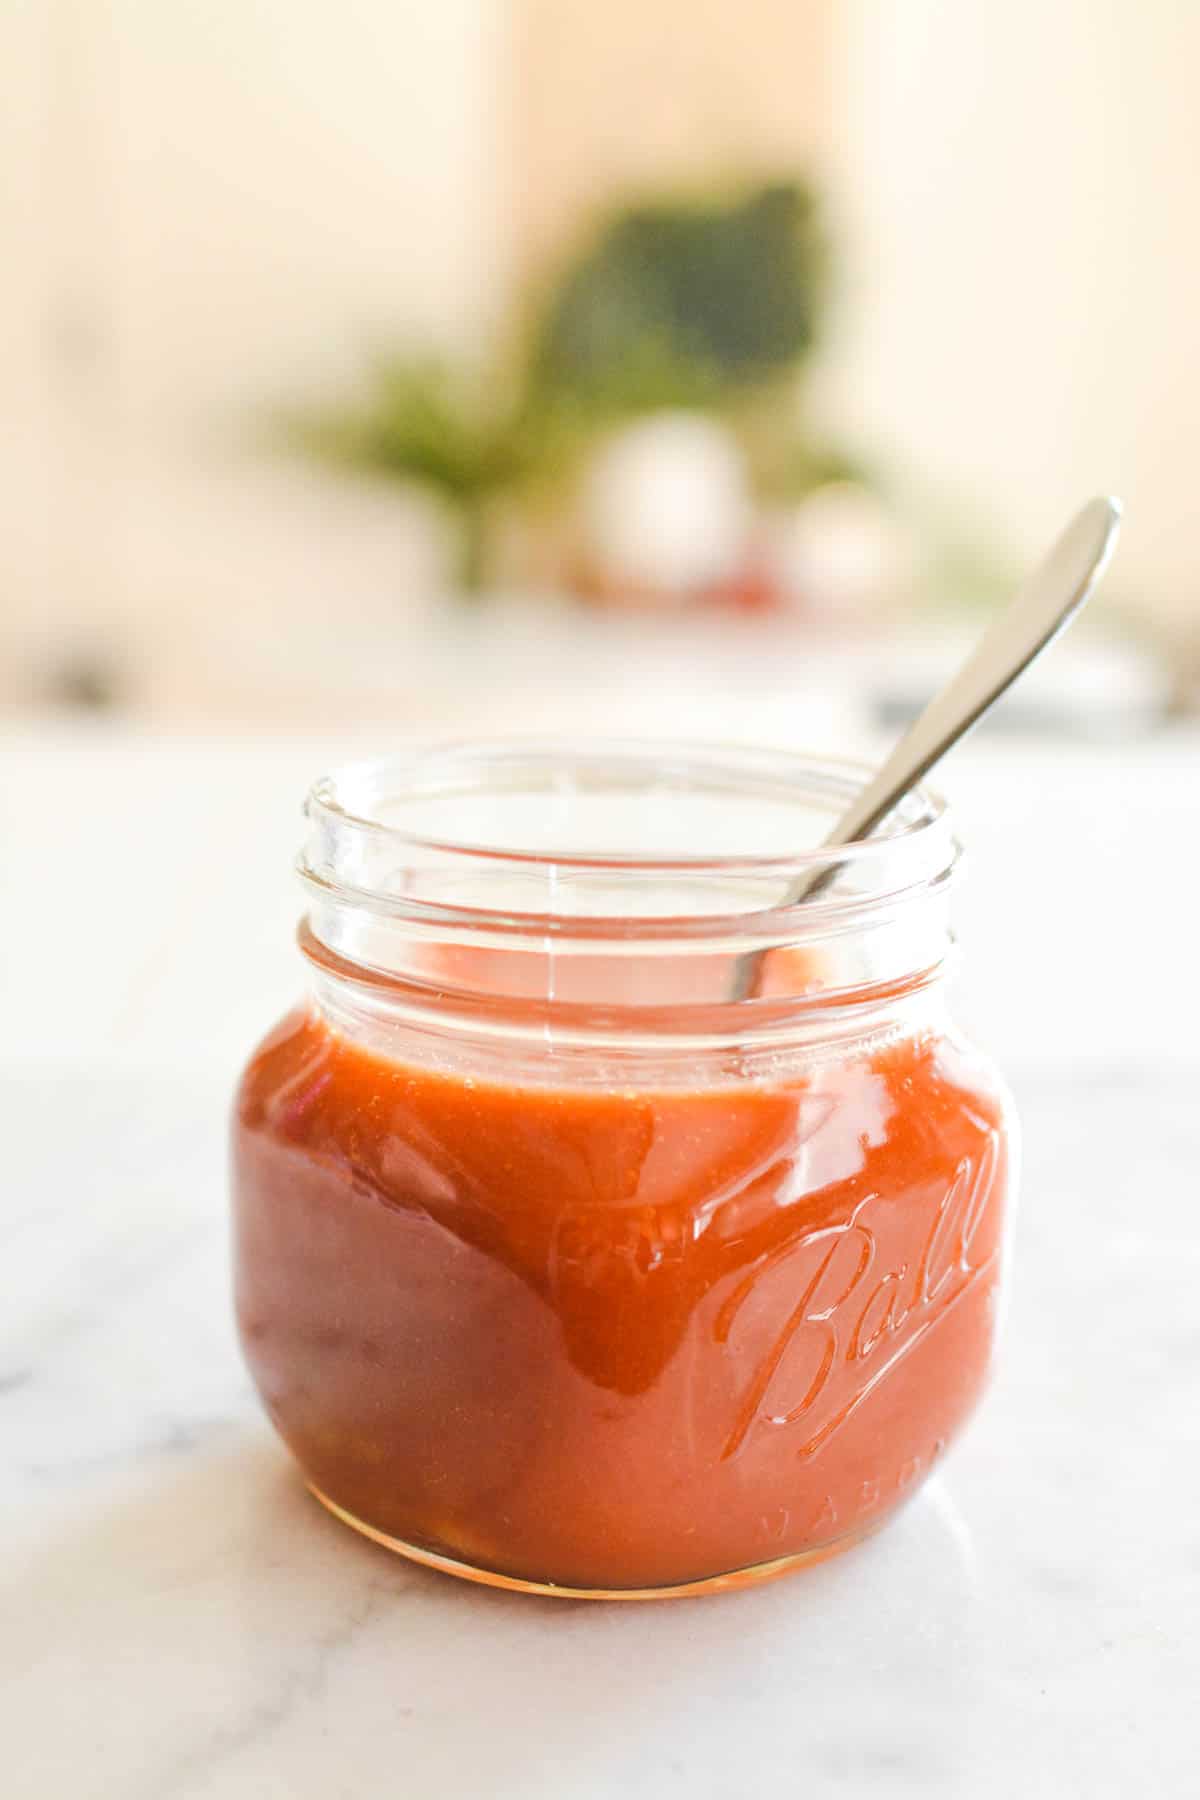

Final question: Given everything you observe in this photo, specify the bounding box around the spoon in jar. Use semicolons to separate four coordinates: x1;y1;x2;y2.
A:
730;494;1124;1001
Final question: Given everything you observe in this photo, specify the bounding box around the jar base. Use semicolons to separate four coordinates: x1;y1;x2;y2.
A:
307;1481;880;1600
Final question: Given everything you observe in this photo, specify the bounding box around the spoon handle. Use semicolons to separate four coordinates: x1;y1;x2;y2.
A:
730;495;1123;1001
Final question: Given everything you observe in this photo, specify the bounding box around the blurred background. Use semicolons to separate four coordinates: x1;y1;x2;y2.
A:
5;1;1200;1083
3;0;1196;734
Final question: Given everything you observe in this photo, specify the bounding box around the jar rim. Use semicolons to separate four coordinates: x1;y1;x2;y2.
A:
305;738;950;874
299;740;959;1030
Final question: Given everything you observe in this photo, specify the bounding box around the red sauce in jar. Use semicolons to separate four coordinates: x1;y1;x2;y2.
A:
234;989;1009;1594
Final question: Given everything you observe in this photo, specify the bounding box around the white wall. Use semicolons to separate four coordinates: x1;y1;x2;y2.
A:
0;0;507;691
824;0;1199;628
5;1;1197;711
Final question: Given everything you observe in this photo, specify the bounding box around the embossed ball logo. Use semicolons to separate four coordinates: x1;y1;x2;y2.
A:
715;1134;1003;1462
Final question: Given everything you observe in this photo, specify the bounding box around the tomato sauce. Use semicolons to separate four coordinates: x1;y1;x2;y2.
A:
233;1001;1009;1593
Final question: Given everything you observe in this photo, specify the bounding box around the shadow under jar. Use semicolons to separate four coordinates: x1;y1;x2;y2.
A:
232;741;1015;1598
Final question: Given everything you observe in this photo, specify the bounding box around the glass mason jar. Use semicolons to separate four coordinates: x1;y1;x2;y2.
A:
232;741;1016;1598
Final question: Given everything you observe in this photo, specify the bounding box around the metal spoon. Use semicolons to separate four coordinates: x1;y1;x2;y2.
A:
730;494;1124;1001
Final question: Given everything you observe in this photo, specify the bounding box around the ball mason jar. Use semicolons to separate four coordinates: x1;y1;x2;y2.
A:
233;742;1015;1598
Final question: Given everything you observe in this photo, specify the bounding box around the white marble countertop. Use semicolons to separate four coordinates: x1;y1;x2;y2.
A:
6;720;1199;1797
